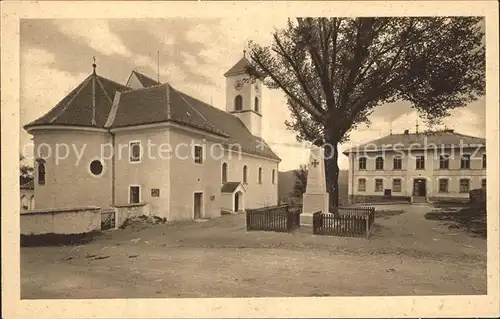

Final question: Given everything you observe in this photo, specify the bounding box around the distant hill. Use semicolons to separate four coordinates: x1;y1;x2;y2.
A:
278;169;349;205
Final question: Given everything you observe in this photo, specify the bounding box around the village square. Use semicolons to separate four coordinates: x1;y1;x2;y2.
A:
17;16;488;299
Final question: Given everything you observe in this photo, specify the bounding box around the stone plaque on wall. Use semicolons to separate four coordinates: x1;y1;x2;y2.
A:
151;188;160;197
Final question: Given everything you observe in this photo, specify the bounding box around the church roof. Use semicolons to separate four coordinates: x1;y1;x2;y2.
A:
25;70;280;161
24;73;131;129
131;70;161;87
343;130;486;155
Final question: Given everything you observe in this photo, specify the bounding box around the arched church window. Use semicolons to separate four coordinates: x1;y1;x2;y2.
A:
258;167;263;184
234;95;243;111
254;97;259;113
222;162;228;183
243;165;248;184
37;159;46;185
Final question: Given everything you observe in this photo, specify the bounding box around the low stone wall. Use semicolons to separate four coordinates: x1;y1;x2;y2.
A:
21;206;101;235
114;202;151;228
349;195;411;204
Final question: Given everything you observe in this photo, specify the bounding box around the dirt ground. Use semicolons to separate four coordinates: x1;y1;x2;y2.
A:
21;203;487;299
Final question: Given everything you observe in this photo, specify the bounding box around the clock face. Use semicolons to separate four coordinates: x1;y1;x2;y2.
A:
234;80;243;91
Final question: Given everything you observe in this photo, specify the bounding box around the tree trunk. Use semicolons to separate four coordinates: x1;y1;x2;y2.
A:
324;140;340;212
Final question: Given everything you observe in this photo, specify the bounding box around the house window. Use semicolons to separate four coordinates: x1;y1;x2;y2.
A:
234;95;243;111
416;155;425;170
481;178;486;189
393;157;402;170
129;186;140;204
194;145;203;164
460;154;471;169
222;162;228;183
459;179;470;193
482;154;486;169
243;165;248;184
129;141;141;163
375;179;383;192
258;167;263;184
439;179;449;193
392;179;402;192
272;169;275;184
254;97;259;112
375;157;384;170
439;155;449;169
37;159;46;185
358;157;367;170
358;179;366;192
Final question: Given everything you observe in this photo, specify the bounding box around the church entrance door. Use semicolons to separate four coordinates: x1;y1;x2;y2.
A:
194;192;203;219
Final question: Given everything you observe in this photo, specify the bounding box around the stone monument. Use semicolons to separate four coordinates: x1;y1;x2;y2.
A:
302;146;330;215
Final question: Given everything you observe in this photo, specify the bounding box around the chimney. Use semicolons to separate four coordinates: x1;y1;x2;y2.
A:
404;129;409;135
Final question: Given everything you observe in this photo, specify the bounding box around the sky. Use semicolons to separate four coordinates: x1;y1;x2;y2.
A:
19;18;486;171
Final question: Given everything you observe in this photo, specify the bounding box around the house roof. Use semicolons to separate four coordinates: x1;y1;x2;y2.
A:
24;73;131;129
21;180;34;190
221;182;244;193
132;70;161;87
25;69;280;161
343;130;486;155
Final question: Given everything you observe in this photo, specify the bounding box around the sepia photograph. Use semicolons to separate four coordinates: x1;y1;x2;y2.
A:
2;1;499;318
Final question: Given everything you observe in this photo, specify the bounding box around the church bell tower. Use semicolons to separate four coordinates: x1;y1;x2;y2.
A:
224;53;262;138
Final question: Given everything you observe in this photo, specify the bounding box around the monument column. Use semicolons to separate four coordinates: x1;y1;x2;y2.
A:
302;147;330;215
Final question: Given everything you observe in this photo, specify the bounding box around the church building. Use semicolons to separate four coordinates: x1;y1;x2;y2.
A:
24;55;280;221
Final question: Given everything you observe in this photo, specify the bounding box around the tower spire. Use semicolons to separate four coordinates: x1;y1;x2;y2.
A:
91;56;97;126
92;56;97;75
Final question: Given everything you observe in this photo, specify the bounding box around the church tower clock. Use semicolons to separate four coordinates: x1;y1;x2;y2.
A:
224;53;262;138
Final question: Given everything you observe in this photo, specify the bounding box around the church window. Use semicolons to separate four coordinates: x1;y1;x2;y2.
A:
254;97;259;113
258;167;263;184
194;145;203;164
129;185;141;204
89;159;104;176
272;169;275;184
129;141;141;163
234;95;243;111
222;162;228;183
243;165;248;184
37;159;46;185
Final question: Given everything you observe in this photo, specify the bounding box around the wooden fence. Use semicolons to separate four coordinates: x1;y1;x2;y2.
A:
246;205;301;233
313;206;375;238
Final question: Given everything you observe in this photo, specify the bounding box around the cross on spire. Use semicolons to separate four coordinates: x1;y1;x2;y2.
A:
92;56;97;75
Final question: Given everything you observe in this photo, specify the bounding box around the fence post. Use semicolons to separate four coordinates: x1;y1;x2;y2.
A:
246;211;250;231
365;214;369;239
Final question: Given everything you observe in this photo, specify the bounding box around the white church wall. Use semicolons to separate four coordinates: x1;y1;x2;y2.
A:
168;127;223;221
113;127;171;219
32;130;113;210
223;150;279;209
